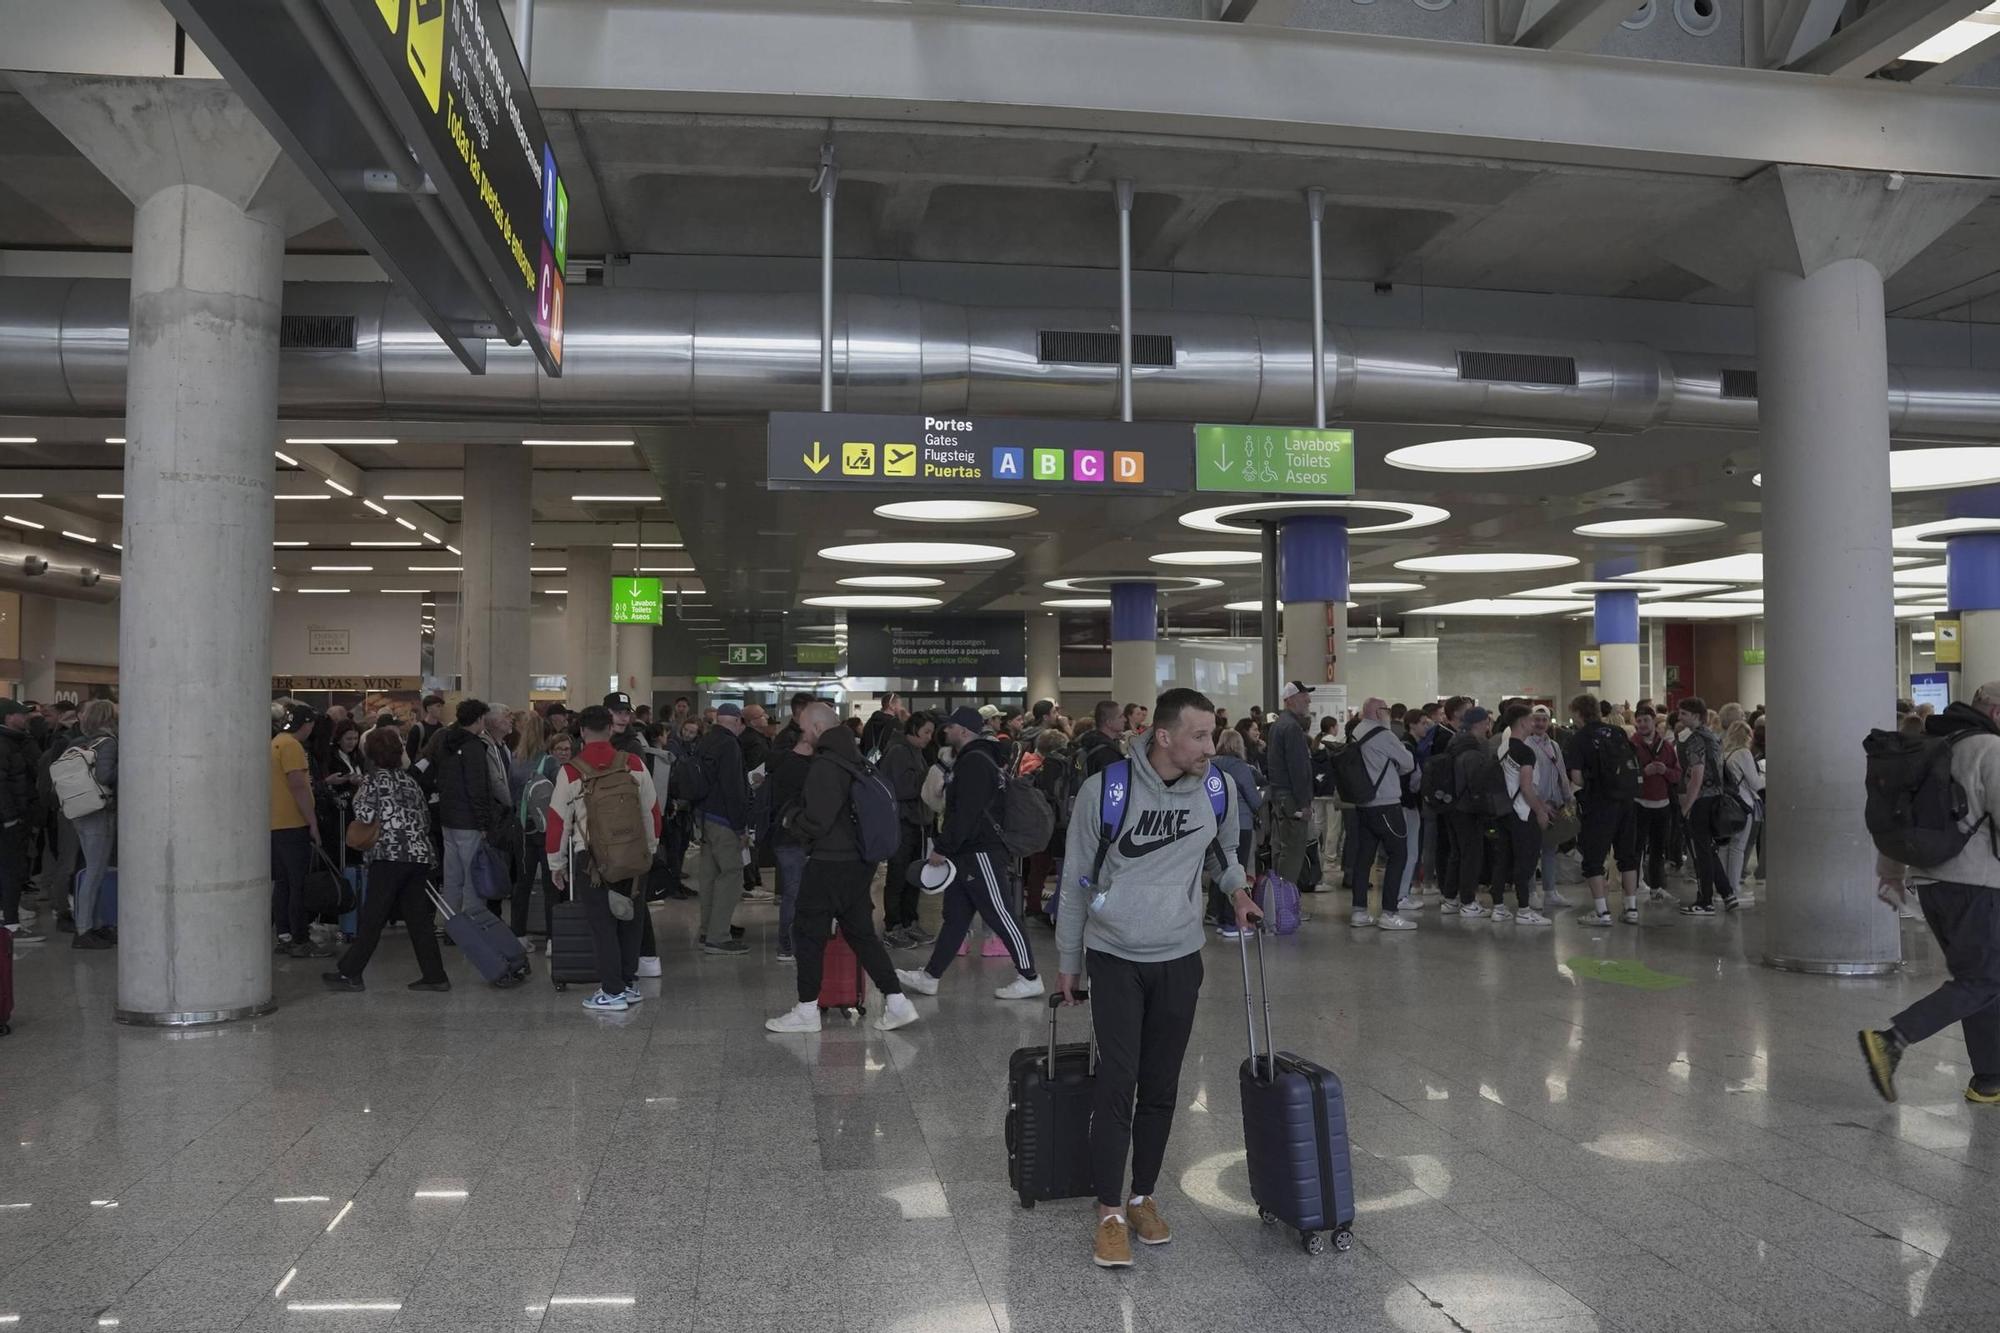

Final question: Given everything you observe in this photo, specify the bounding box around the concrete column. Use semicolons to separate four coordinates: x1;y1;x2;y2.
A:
1109;582;1157;712
1738;619;1766;710
459;448;531;707
565;547;615;705
1280;516;1347;685
15;77;336;1024
1027;611;1061;710
617;622;655;705
18;594;57;703
1594;590;1641;709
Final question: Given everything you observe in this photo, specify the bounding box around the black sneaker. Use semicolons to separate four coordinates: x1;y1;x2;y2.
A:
729;925;747;940
289;941;336;959
1680;903;1716;917
1723;896;1743;913
407;979;452;993
56;913;75;934
1860;1028;1905;1103
322;972;365;992
704;939;749;956
71;930;112;951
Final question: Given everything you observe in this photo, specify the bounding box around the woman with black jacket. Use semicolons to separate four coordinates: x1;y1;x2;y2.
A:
878;712;937;948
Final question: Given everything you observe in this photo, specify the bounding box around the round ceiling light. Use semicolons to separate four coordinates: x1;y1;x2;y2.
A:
1179;499;1450;536
873;500;1038;524
1149;549;1263;567
800;594;943;609
836;574;945;589
1224;600;1282;612
1349;581;1426;594
1573;517;1725;538
1043;575;1224;594
1384;437;1596;473
1394;553;1579;574
1041;597;1111;608
1892;448;2000;492
818;541;1012;565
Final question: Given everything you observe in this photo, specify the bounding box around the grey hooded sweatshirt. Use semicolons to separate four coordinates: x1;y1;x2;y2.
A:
1054;735;1247;977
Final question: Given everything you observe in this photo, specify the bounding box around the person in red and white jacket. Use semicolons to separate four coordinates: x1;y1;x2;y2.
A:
546;705;662;1014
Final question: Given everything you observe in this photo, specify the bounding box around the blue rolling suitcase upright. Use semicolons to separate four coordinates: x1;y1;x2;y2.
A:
1237;928;1356;1256
426;884;530;987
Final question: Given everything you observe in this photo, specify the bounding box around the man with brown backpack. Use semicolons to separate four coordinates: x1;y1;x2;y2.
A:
547;705;662;1014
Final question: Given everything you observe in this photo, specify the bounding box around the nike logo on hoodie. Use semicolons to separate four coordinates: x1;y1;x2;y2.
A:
1117;807;1199;860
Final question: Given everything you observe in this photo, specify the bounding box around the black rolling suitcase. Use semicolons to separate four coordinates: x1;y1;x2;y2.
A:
548;901;597;991
1006;991;1096;1209
1237;929;1356;1255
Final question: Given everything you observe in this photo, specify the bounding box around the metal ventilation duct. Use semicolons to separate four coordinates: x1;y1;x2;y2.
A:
3;276;1999;439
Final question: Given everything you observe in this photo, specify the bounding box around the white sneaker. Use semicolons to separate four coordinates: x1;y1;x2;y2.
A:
1514;908;1552;926
1621;907;1641;925
1491;905;1514;922
1441;900;1463;915
995;974;1046;1001
1576;908;1614;926
1543;890;1571;910
1457;902;1486;918
1396;896;1420;913
765;1001;822;1033
896;968;939;996
581;989;629;1013
636;956;662;978
1530;890;1546;910
619;987;644;1005
1377;913;1417;931
875;993;921;1031
1647;885;1671;903
1349;910;1375;928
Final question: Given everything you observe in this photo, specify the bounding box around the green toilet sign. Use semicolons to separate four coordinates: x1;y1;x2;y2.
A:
1194;424;1355;496
610;577;663;625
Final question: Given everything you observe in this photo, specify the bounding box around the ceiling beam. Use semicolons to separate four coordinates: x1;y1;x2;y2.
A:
1909;18;2000;78
531;0;2000;178
1764;0;1850;64
1785;0;1988;76
1137;192;1226;268
1514;0;1635;51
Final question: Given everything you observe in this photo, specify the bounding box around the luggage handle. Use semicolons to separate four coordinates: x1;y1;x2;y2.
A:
424;880;454;922
1236;926;1276;1082
1047;988;1092;1076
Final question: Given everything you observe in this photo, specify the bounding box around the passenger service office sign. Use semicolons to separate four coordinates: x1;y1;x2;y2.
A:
349;0;568;374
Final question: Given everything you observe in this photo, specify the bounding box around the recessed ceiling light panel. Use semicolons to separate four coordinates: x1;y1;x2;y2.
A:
1394;553;1579;574
1180;499;1449;536
1408;599;1591;616
1348;581;1427;594
1385;437;1595;473
1573;518;1725;538
820;541;1012;566
1149;550;1263;566
1043;575;1224;593
1042;597;1111;608
801;594;943;609
837;575;945;588
874;500;1038;524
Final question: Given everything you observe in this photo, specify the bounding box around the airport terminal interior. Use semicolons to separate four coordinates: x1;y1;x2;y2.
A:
9;0;2000;1327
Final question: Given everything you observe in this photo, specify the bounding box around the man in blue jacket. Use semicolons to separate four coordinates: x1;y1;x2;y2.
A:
896;707;1041;1002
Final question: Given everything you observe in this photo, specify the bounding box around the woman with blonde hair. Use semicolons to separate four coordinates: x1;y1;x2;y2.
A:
1720;719;1763;902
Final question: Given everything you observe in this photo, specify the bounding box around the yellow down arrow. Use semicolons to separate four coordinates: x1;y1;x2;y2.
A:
804;440;830;474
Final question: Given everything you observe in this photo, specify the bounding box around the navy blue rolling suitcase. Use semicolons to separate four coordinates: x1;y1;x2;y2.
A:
1006;992;1095;1209
1237;929;1356;1255
426;884;530;987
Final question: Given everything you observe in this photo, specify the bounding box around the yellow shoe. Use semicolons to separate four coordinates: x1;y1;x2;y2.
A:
1859;1029;1902;1104
1093;1214;1133;1269
1127;1196;1171;1245
1966;1079;2000;1105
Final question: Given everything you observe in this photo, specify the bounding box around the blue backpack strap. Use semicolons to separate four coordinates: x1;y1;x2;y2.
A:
1087;760;1131;887
1203;767;1230;823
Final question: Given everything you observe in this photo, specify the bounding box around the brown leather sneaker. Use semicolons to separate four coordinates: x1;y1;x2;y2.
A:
1127;1196;1171;1245
1093;1214;1134;1269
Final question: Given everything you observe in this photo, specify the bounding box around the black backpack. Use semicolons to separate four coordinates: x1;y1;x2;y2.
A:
1421;751;1458;807
1456;745;1512;819
1581;724;1643;801
669;750;711;805
1332;726;1385;805
1864;727;1992;868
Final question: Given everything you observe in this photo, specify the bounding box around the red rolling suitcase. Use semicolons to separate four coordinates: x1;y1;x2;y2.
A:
817;923;867;1016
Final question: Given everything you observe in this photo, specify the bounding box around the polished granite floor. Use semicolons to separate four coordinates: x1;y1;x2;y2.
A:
3;869;1998;1333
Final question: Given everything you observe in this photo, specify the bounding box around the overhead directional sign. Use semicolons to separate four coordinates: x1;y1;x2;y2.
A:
611;577;662;625
768;413;1192;494
726;643;769;667
1194;424;1355;495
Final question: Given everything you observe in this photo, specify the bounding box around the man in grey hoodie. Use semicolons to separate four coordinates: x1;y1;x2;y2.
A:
1054;687;1259;1271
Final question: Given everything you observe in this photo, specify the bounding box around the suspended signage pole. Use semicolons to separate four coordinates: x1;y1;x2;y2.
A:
1261;519;1280;715
815;145;838;413
1116;178;1135;424
1308;187;1327;432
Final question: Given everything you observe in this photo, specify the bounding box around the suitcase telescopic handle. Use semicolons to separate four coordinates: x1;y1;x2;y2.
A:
1236;926;1276;1081
1047;988;1092;1076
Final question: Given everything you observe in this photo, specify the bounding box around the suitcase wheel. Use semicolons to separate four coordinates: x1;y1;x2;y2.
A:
1303;1231;1328;1256
1333;1226;1354;1253
1258;1208;1278;1226
0;1022;9;1036
1018;1194;1035;1210
554;981;567;992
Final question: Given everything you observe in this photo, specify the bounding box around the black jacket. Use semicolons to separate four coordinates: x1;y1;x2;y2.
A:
434;726;502;832
1075;728;1123;779
740;726;773;781
795;724;866;862
879;734;929;827
694;723;752;830
937;735;1009;857
0;726;40;826
859;709;899;758
766;745;812;848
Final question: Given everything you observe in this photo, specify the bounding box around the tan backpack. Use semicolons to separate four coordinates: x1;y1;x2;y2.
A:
575;756;652;883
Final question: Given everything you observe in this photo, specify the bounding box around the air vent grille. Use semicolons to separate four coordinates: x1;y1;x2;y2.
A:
1720;369;1759;400
1037;330;1175;367
1455;350;1577;386
280;315;357;350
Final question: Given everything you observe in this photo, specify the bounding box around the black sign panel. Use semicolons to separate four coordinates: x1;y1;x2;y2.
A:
331;0;567;374
848;615;1027;677
767;413;1193;495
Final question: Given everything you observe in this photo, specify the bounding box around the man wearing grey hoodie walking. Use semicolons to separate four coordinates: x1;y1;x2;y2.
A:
1055;687;1259;1270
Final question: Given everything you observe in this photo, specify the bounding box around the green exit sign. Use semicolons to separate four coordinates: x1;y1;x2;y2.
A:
1194;424;1355;496
726;643;769;667
796;643;841;667
611;577;662;625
